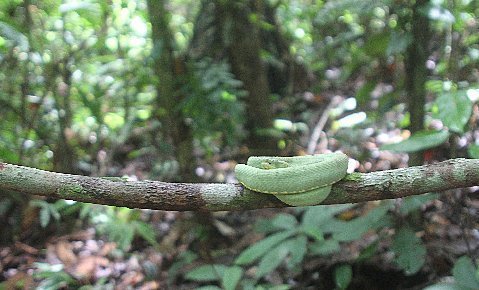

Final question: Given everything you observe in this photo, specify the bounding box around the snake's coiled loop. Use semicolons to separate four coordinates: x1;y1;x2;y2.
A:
235;153;349;206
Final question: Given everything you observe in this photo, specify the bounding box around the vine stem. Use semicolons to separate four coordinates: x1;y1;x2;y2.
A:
0;158;478;211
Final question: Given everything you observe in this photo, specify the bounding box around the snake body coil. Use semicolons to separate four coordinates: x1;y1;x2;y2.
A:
235;153;349;206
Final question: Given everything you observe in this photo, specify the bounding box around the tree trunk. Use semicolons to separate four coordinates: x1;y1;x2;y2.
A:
146;0;196;182
224;0;276;153
404;0;431;166
191;0;285;154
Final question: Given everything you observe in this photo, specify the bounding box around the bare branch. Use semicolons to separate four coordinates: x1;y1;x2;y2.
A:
0;158;478;211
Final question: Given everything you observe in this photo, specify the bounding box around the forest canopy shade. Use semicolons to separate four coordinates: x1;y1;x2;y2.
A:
0;158;478;211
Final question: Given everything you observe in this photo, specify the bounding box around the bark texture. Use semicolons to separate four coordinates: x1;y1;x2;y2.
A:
404;0;431;166
0;159;478;211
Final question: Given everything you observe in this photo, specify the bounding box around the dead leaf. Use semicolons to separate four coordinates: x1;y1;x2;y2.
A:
72;256;109;280
56;240;77;267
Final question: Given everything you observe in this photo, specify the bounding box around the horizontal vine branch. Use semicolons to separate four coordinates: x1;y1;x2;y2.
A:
0;158;478;211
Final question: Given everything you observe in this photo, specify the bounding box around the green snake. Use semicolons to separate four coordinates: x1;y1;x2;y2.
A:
234;153;349;206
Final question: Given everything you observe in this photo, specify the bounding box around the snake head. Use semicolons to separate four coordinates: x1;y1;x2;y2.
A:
261;159;289;170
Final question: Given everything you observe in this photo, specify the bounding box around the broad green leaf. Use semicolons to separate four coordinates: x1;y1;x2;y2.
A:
391;227;426;275
285;236;307;268
381;130;450;153
254;219;280;234
309;239;340;255
334;264;353;290
185;264;227;282
255;243;290;278
301;204;353;229
400;193;439;215
328;202;392;241
271;213;298;230
0;146;18;163
222;266;243;290
434;91;472;133
328;219;369;242
452;256;479;290
300;225;324;241
467;144;479;159
235;231;295;265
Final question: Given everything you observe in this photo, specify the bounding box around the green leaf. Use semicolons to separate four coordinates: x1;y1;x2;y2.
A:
334;264;353;290
167;251;197;286
185;264;227;282
285;236;307;268
271;213;298;230
467;144;479;159
39;206;51;228
301;204;353;229
327;202;391;242
356;80;377;107
357;241;379;262
133;221;159;247
235;231;295;265
222;266;243;290
0;146;18;163
107;222;134;251
400;193;439;215
392;227;426;275
452;256;479;290
364;32;390;57
300;226;324;241
255;243;290;278
426;80;447;94
434;90;472;133
381;130;450;153
309;239;340;255
47;205;61;222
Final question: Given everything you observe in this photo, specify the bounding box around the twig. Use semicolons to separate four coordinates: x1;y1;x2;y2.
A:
307;96;342;154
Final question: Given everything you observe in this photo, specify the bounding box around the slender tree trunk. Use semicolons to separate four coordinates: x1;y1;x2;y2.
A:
222;0;276;154
146;0;196;182
53;60;77;174
404;0;431;166
192;0;277;154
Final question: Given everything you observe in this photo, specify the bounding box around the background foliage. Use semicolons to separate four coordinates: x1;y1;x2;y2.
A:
0;0;478;289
